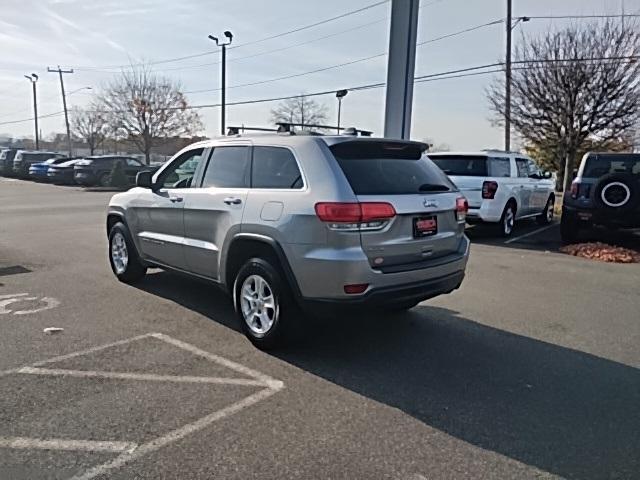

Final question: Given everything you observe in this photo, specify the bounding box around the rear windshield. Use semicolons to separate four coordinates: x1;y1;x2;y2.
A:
429;155;512;177
583;154;640;178
330;141;455;195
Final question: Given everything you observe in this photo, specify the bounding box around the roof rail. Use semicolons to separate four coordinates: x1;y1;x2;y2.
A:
276;122;373;136
226;126;279;136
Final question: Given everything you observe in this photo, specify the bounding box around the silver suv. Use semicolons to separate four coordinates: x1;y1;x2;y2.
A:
106;131;470;348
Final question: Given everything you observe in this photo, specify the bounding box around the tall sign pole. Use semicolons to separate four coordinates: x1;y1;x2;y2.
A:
383;0;419;139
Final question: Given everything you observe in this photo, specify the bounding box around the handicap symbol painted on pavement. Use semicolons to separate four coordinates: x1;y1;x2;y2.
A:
0;293;61;315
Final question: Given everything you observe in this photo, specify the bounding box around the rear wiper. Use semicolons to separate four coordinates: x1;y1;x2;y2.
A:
418;183;450;192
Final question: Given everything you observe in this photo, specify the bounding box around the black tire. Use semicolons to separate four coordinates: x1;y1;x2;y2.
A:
99;172;110;187
560;209;580;244
108;222;146;283
499;202;517;237
537;195;555;225
233;257;299;350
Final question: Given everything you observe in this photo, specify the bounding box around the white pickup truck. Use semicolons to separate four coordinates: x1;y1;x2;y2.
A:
429;150;556;236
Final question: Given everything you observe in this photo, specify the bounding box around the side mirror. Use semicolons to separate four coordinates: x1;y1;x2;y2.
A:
136;170;153;189
542;171;552;179
572;169;578;180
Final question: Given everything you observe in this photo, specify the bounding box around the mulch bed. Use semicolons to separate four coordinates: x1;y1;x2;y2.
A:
559;242;640;263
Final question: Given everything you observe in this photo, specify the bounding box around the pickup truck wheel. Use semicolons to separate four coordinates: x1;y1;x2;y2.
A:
560;210;580;244
499;203;516;237
537;196;555;225
108;222;147;283
234;258;298;350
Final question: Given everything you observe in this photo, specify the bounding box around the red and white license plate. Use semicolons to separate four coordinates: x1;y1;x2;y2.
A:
413;216;438;237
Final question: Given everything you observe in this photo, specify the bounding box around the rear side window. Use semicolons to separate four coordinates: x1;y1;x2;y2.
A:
430;155;512;178
331;141;454;195
515;158;529;178
202;146;250;188
252;147;303;189
583;154;640;178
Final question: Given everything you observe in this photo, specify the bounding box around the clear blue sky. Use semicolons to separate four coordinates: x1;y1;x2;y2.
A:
0;0;635;150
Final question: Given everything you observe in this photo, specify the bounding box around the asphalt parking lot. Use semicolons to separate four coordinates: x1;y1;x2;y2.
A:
1;178;639;480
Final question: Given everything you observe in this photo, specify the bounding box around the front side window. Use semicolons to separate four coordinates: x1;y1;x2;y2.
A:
515;158;529;178
157;148;205;189
527;160;540;176
252;147;303;189
201;146;250;188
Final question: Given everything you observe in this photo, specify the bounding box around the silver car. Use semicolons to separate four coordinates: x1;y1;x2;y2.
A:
106;132;470;348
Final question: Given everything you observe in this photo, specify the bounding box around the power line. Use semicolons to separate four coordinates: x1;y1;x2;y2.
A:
527;14;640;20
4;55;637;126
153;18;387;73
71;0;391;71
184;18;504;95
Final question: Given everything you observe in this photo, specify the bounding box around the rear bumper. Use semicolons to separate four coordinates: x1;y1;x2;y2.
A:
302;270;465;310
290;235;470;303
563;205;640;229
466;201;503;223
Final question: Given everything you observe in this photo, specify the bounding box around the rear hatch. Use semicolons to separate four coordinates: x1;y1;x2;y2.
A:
329;140;464;271
429;154;512;208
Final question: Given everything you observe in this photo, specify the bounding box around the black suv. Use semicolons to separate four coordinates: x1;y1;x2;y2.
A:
561;152;640;243
73;155;147;186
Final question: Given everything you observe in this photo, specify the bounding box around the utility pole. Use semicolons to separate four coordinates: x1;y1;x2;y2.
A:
48;66;74;157
208;31;233;135
24;74;39;150
505;0;512;151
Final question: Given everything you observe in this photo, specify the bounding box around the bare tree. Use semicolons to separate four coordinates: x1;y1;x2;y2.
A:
71;106;106;156
270;96;328;128
97;65;202;164
487;20;640;191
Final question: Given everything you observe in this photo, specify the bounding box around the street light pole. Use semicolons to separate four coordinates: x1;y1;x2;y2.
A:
208;31;233;135
336;90;348;134
48;66;74;157
24;74;39;150
505;0;512;151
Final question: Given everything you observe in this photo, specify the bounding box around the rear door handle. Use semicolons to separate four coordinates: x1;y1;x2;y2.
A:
169;197;183;203
223;197;242;205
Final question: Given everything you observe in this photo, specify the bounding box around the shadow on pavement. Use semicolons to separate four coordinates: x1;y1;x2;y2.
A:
466;219;639;254
275;307;640;480
134;270;639;479
135;270;241;333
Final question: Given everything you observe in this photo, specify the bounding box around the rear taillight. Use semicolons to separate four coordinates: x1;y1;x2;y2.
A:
570;181;579;199
343;283;369;294
456;197;468;223
315;202;396;231
482;181;498;199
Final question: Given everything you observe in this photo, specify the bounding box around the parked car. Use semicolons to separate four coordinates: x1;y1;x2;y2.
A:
73;155;148;187
13;151;64;178
29;157;77;181
0;148;19;176
429;151;556;236
561;152;640;243
106;133;471;349
47;159;84;184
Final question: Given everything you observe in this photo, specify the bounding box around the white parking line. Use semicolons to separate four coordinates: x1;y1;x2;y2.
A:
0;437;137;453
151;332;283;389
69;386;281;480
18;366;268;387
30;333;155;367
1;332;285;480
504;224;558;244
